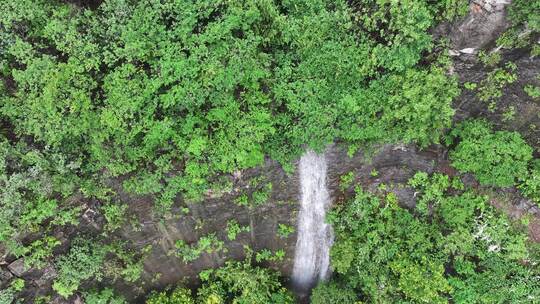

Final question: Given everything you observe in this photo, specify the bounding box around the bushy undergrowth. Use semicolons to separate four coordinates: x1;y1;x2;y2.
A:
53;238;146;298
0;0;458;212
324;174;540;303
146;259;294;304
448;119;533;187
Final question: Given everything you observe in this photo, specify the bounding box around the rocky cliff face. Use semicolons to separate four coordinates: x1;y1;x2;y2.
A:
83;157;296;301
110;143;447;301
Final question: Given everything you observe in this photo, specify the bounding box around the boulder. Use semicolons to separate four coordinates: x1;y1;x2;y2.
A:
7;258;27;277
0;268;13;287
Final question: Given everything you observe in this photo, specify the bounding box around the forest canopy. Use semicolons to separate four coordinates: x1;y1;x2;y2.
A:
0;0;458;207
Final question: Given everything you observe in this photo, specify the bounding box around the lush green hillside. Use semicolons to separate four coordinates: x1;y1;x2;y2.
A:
0;0;539;303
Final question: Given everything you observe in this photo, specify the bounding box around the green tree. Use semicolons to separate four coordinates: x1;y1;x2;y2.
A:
146;287;194;304
311;281;357;304
449;119;533;187
327;173;540;303
198;260;294;304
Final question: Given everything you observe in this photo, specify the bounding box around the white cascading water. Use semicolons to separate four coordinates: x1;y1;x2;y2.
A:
291;149;334;292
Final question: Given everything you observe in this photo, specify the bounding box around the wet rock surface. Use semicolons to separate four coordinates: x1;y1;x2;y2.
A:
109;157;301;300
442;0;540;150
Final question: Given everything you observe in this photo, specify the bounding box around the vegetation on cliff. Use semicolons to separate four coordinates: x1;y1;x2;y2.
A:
324;174;539;303
0;0;539;303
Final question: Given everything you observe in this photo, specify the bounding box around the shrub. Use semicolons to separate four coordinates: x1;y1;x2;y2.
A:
84;288;126;304
144;260;293;303
449;119;533;187
328;187;451;303
327;174;539;303
311;281;357;304
146;287;194;304
518;160;540;205
101;202;128;232
198;260;294;304
53;239;107;298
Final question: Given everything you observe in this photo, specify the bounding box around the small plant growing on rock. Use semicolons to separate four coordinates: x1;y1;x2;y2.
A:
478;50;501;67
255;249;285;262
464;82;477;90
525;84;540;99
477;63;517;109
24;236;61;269
226;220;250;241
234;193;249;207
174;234;225;263
11;278;24;292
502;106;516;122
252;183;273;207
234;183;273;209
339;172;355;191
277;224;295;239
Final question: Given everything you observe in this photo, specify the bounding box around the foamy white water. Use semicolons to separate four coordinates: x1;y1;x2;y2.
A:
291;149;333;292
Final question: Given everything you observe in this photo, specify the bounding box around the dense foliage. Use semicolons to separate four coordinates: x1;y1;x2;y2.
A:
2;0;538;303
146;260;293;304
0;0;458;213
324;173;540;303
310;281;357;304
50;238;144;298
448;119;533;187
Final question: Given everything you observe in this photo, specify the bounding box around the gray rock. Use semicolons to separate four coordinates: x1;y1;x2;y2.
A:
7;258;27;277
34;264;57;287
449;0;511;51
0;268;13;287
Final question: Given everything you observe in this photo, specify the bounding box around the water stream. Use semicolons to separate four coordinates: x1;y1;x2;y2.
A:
291;149;333;293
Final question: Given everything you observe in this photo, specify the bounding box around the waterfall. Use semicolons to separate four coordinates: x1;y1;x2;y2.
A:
291;149;334;293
